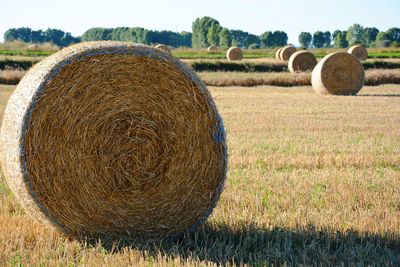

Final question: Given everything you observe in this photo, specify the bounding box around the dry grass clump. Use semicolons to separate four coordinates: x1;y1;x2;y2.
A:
312;52;365;95
348;45;368;61
280;46;297;61
0;69;26;85
226;47;243;61
0;40;60;52
198;68;398;87
0;41;227;239
207;45;218;52
288;51;317;73
198;71;310;87
155;44;171;54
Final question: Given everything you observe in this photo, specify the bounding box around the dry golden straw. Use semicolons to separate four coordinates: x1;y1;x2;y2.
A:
279;46;297;61
207;45;218;52
312;52;365;95
226;46;243;61
288;50;317;73
0;41;227;239
275;48;283;61
155;44;171;54
347;45;368;61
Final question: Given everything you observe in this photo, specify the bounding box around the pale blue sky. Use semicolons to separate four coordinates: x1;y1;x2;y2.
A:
0;0;398;44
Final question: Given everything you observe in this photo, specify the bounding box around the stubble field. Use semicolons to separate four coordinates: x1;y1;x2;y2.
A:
0;84;399;266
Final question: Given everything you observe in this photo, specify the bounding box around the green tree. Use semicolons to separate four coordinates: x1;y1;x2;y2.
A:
230;30;260;48
4;27;32;42
178;31;192;47
334;32;348;48
364;27;379;47
375;31;390;47
218;28;231;48
60;33;80;47
298;32;312;48
260;31;274;47
192;16;220;48
332;30;341;40
272;31;288;47
386;27;400;42
346;24;366;45
260;31;287;47
109;27;131;41
323;31;331;47
81;28;112;41
45;28;66;46
312;31;325;48
207;23;221;46
31;30;48;43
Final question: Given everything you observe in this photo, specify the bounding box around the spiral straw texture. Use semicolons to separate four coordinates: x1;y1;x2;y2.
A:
312;52;365;95
288;50;317;73
279;46;297;61
226;46;243;61
207;45;218;52
0;41;227;239
347;45;368;61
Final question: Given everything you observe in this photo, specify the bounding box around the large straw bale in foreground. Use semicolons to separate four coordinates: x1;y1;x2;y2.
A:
347;45;368;61
312;52;365;95
279;46;297;61
0;41;227;239
226;46;243;61
288;50;317;73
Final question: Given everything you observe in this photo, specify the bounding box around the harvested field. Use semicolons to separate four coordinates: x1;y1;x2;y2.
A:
198;69;400;87
0;84;399;265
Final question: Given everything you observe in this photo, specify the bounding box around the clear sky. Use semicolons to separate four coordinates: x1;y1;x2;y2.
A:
0;0;398;44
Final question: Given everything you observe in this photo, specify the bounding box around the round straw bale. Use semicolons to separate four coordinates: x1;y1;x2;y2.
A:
275;48;283;60
347;45;368;61
311;52;365;95
288;50;317;73
28;44;39;49
207;45;218;52
226;46;243;61
155;44;171;54
279;46;297;61
0;41;227;239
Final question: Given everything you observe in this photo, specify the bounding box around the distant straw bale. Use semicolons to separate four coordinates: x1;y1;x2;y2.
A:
347;45;368;61
155;44;171;54
280;46;297;61
226;46;243;61
207;45;218;52
288;50;317;73
312;52;365;95
275;48;283;61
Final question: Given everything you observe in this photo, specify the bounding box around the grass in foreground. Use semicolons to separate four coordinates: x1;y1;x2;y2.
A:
0;85;399;266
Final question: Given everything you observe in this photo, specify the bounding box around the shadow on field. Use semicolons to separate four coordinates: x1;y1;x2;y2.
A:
89;224;400;265
358;94;400;97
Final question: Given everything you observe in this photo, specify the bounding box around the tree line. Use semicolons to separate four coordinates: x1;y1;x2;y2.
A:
80;27;192;47
3;18;400;49
298;24;400;48
4;27;81;47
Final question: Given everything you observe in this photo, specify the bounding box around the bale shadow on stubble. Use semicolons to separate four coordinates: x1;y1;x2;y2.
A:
84;223;400;266
358;94;400;97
